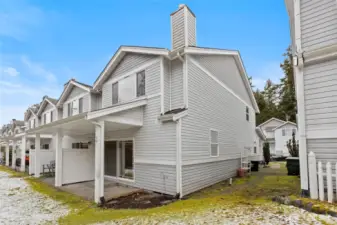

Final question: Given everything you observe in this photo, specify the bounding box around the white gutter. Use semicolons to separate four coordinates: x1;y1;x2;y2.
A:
293;0;309;195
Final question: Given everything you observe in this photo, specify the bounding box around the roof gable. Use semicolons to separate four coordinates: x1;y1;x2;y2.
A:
93;46;169;90
37;97;57;116
184;46;259;113
273;121;297;131
57;80;91;106
258;117;286;129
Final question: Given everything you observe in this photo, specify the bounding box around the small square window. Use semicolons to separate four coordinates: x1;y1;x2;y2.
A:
210;130;219;157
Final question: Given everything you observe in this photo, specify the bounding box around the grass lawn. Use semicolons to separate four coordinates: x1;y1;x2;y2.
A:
0;162;318;225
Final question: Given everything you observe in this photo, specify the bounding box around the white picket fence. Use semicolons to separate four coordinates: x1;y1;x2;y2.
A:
308;151;337;203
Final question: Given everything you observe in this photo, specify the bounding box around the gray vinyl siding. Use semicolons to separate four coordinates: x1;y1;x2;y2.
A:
171;8;185;50
164;59;171;112
182;159;240;196
307;138;337;189
102;53;159;108
91;93;102;111
192;55;252;107
181;58;255;163
68;86;86;100
307;138;337;163
170;59;184;109
82;94;89;113
300;0;337;51
187;10;196;46
115;164;176;195
304;59;337;130
104;97;176;194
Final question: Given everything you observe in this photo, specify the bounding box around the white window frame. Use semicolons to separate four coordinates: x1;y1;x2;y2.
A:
210;129;219;157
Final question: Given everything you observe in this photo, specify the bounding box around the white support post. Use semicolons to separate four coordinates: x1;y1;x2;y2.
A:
5;142;9;166
318;161;324;201
54;131;63;187
20;135;27;172
34;134;41;177
12;141;16;169
327;162;333;203
94;121;105;203
308;151;318;199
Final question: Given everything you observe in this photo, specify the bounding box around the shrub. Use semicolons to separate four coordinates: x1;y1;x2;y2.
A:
287;131;299;157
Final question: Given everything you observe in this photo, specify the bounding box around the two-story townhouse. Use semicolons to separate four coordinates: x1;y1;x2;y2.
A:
27;79;97;185
285;0;337;196
258;118;298;157
26;4;259;203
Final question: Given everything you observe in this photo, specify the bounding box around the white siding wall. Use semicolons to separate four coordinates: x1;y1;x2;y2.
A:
170;59;184;109
102;53;157;108
182;159;240;196
300;0;337;51
304;59;337;130
181;57;255;163
68;86;86;100
274;124;298;157
171;8;185;50
40;103;57;125
164;59;171;112
193;55;252;106
180;56;255;194
187;10;196;46
100;54;177;195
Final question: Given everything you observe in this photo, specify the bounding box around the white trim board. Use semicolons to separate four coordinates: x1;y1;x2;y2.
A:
189;57;255;112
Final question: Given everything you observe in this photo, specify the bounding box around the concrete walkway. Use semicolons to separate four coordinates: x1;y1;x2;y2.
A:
41;177;140;201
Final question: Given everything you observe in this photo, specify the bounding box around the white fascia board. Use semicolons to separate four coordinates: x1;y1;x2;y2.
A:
258;117;286;128
37;99;57;116
87;98;147;120
27;113;87;134
57;81;90;107
93;46;169;90
184;47;259;113
272;121;297;131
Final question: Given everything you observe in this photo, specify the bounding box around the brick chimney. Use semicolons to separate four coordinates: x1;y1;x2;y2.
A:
170;4;196;50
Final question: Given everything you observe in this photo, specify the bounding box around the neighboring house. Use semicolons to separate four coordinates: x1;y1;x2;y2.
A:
252;127;266;161
13;4;258;203
258;118;298;157
285;0;337;195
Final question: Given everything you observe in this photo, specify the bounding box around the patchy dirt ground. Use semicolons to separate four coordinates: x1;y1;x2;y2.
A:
0;170;69;225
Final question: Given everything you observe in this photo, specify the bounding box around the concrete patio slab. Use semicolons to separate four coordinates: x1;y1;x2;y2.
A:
40;177;140;201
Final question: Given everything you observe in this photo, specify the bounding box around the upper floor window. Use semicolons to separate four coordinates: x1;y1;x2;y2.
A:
282;129;286;136
210;129;219;157
254;146;257;154
50;111;53;122
79;98;83;113
43;114;47;124
137;70;145;97
112;82;119;104
246;106;249;121
67;102;71;117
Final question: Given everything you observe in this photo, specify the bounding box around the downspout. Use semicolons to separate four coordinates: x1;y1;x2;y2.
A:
176;118;183;198
293;0;309;197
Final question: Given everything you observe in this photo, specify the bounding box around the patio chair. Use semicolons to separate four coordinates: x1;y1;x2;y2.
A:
42;160;55;176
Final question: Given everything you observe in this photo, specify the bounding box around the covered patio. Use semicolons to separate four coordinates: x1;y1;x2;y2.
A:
41;177;140;201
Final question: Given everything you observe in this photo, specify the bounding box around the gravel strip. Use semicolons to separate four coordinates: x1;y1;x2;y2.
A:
0;171;69;225
94;203;337;225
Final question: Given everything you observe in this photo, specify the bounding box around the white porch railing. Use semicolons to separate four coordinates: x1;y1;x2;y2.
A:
308;151;337;203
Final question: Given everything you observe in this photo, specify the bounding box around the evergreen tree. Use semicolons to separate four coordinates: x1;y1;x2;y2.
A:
279;46;297;123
